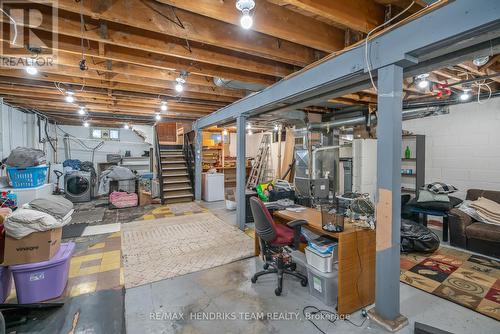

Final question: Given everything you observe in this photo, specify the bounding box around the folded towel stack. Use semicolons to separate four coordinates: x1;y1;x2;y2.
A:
4;195;74;239
470;197;500;226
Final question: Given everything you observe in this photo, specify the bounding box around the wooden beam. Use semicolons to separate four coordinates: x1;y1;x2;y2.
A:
0;24;277;86
157;0;345;52
269;0;385;33
0;6;294;77
0;70;239;103
31;0;318;66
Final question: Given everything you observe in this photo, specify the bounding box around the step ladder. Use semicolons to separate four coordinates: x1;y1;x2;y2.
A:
246;134;274;189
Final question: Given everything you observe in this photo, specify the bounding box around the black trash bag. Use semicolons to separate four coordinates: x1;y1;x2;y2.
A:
400;219;440;253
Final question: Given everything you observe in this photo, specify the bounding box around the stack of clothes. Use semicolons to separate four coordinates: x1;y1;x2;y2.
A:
458;197;500;226
4;196;74;239
406;182;463;212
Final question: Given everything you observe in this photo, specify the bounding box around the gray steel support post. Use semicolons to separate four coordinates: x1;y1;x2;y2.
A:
236;115;247;230
369;64;408;331
194;129;202;201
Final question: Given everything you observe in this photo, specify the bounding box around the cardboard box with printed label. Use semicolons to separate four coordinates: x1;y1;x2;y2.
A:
2;228;62;265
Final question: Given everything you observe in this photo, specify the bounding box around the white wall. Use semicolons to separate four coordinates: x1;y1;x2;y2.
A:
0;101;41;162
403;97;500;199
54;125;152;166
352;139;378;201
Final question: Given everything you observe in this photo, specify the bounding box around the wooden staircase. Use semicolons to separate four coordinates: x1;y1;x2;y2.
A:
159;145;194;204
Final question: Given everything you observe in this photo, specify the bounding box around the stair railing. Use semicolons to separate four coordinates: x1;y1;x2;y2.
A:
154;125;165;204
183;131;196;194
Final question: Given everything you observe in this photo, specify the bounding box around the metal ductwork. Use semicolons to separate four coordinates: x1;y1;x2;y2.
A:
213;77;267;93
308;106;449;131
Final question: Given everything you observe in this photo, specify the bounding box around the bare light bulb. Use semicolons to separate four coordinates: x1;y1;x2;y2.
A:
65;95;75;103
175;83;184;93
240;13;253;29
460;90;471;101
78;107;85;115
222;129;228;136
246;123;251;130
160;104;167;111
417;79;429;89
124;124;130;130
26;66;37;75
83;121;89;128
247;130;253;135
155;113;161;121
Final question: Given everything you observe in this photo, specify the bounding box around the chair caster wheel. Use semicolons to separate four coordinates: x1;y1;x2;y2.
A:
275;288;282;296
301;279;308;287
263;263;269;270
251;276;257;284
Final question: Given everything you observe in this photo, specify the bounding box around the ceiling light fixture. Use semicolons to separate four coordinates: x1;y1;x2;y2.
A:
83;121;89;127
247;130;253;135
472;56;489;67
274;124;279;131
160;100;168;111
65;91;75;103
459;88;471;101
222;129;228;136
175;72;187;93
155;113;161;121
124;123;130;130
246;123;251;130
25;58;38;75
78;106;86;115
236;0;255;30
416;73;430;89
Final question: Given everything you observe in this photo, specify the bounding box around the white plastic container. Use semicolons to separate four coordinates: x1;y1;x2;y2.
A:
202;173;225;202
307;263;338;307
305;245;338;273
0;183;53;207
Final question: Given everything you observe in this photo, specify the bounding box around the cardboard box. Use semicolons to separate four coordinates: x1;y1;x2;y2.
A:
2;228;62;266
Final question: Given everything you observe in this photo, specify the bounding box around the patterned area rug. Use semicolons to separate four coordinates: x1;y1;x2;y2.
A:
401;247;500;320
139;202;208;220
121;212;254;288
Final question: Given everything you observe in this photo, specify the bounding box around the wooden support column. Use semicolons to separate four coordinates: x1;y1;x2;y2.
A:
194;129;202;201
236;115;247;231
368;64;408;332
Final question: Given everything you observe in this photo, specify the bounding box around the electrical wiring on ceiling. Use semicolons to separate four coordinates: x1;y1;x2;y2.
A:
0;7;18;45
364;1;416;92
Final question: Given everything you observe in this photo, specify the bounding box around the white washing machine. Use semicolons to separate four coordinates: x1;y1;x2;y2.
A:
64;171;93;203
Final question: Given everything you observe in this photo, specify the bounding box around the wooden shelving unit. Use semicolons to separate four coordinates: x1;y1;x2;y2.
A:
401;134;425;197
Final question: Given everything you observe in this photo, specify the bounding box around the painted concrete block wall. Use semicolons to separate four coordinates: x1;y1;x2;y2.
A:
54;125;151;165
352;139;378;201
0;102;41;170
403;97;500;199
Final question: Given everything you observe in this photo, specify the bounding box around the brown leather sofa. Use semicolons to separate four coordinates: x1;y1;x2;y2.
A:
448;189;500;258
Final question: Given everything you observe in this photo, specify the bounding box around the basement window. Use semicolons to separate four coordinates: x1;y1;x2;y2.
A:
90;128;120;141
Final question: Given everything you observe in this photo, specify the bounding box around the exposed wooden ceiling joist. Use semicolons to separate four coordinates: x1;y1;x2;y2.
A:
31;0;319;66
156;0;345;52
267;0;385;33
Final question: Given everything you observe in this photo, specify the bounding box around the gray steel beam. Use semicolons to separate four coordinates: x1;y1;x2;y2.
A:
373;64;406;326
194;129;202;201
194;0;500;130
236;115;247;230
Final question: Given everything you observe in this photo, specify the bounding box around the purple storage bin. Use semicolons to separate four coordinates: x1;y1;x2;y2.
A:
0;266;12;303
10;242;75;303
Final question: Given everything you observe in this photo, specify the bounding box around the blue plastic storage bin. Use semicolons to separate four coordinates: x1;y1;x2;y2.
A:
7;166;49;188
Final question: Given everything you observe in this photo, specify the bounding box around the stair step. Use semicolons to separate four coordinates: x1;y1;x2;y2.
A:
164;197;193;204
163;177;190;184
161;173;188;179
161;155;184;159
164;189;193;199
163;185;192;192
160;149;183;153
162;166;187;170
161;160;186;164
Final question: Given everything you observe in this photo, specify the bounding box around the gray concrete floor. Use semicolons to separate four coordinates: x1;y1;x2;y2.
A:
124;200;499;334
125;257;498;334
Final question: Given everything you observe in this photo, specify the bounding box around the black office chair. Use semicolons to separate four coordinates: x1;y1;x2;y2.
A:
249;197;309;296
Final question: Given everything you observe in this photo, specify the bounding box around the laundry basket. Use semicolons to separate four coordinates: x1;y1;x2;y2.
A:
7;166;49;188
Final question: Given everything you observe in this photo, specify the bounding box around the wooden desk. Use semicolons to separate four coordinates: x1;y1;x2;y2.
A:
267;208;375;315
